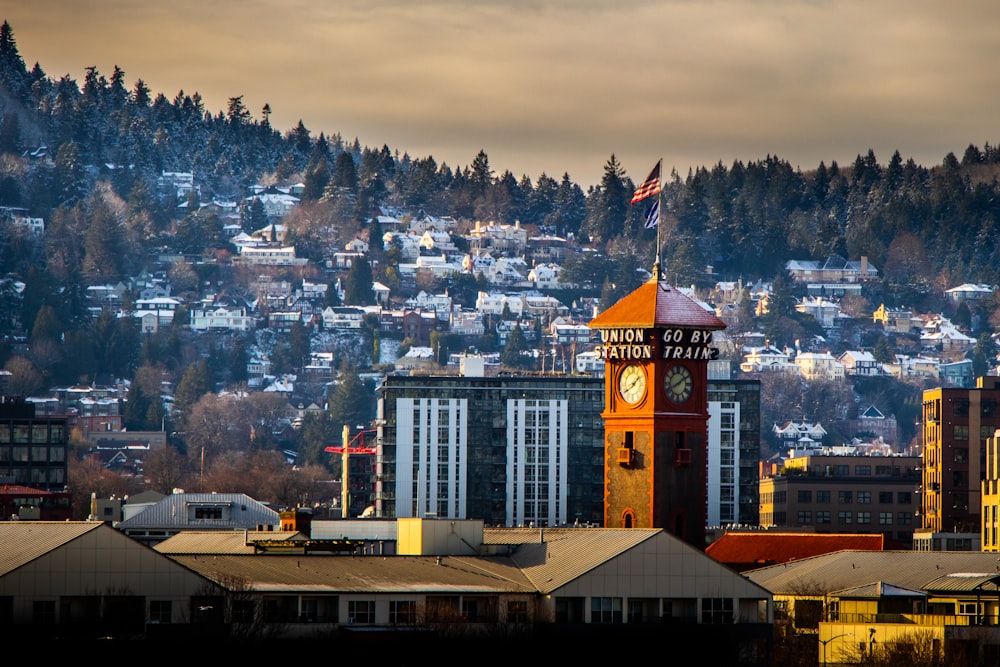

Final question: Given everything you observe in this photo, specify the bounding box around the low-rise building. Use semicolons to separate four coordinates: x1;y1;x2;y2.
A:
759;453;920;548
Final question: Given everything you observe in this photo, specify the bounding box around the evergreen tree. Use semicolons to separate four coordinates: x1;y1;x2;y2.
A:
501;324;530;368
327;364;372;435
288;319;311;371
123;380;151;431
229;337;249;385
331;151;358;190
343;258;374;306
174;360;212;425
582;154;630;243
871;335;895;364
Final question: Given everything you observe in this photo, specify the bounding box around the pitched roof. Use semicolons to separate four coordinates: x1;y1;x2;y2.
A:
0;521;104;577
169;553;536;594
485;527;661;593
705;532;888;571
116;492;279;530
588;276;726;330
745;550;1000;595
154;530;306;555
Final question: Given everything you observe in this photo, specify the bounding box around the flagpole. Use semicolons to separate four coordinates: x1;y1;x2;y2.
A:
632;158;663;281
653;158;663;281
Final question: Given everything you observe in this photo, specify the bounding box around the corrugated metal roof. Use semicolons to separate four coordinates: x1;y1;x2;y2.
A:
169;553;536;594
746;550;1000;595
484;527;661;594
923;573;1000;593
154;530;305;555
830;581;927;599
0;521;103;577
588;278;726;330
116;492;280;530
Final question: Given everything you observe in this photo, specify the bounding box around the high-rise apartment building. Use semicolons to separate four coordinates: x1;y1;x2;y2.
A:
376;372;606;527
0;396;70;492
708;377;762;527
375;367;761;531
920;376;1000;536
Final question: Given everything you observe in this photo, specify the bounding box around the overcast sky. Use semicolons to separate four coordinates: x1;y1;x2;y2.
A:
3;1;999;188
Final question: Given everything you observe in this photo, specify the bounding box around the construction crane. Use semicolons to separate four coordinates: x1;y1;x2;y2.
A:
324;425;377;518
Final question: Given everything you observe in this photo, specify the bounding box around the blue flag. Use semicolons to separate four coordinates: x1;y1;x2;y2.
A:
644;200;659;229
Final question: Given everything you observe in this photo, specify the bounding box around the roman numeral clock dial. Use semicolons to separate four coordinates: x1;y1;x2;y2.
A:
664;364;693;404
617;364;647;404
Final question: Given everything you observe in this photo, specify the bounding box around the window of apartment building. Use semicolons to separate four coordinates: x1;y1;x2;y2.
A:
981;426;995;441
952;399;970;417
954;448;969;464
775;491;786;504
701;597;734;624
348;600;375;624
816;511;831;524
878;492;893;504
953;424;969;441
875;465;891;476
389;600;417;625
879;512;893;525
897;492;911;505
838;490;852;503
797;511;812;524
983;399;997;418
149;600;172;624
591;597;622;624
857;491;871;504
833;464;849;476
857;512;871;524
774;512;786;524
838;511;852;524
816;490;830;503
797;490;812;503
856;464;871;476
897;512;912;525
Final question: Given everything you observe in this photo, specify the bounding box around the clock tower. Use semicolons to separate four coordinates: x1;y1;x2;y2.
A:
588;269;726;549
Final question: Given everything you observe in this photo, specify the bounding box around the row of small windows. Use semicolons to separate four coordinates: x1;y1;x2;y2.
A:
795;490;912;505
0;446;67;463
795;510;912;525
0;424;65;444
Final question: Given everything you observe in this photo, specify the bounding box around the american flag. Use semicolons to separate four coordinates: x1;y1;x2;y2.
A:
631;159;661;205
644;200;659;229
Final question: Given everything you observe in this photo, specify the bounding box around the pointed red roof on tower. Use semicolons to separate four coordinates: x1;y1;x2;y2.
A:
588;274;726;330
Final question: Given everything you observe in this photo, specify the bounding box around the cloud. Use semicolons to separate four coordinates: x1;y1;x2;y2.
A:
3;0;1000;186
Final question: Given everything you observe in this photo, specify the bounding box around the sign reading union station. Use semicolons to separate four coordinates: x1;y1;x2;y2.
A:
594;327;719;361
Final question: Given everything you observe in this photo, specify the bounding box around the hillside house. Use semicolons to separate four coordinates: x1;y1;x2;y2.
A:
785;255;878;283
838;350;882;377
793;351;845;381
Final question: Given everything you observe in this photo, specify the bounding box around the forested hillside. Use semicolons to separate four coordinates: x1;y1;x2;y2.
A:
3;18;997;514
2;18;1000;308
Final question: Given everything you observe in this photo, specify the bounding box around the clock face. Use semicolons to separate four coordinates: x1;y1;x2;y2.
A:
618;364;647;404
664;364;693;404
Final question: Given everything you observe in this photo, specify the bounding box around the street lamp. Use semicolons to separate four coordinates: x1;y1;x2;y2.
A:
819;632;854;666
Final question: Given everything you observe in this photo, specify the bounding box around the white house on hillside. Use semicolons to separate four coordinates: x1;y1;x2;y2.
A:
793;351;845;381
